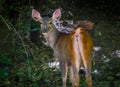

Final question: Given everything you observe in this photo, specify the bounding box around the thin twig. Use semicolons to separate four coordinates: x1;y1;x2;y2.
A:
7;21;29;60
0;7;33;79
0;15;11;30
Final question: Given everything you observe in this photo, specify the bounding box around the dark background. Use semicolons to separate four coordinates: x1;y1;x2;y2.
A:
0;0;120;87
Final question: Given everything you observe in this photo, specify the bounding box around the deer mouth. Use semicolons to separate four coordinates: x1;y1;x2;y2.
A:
41;28;48;33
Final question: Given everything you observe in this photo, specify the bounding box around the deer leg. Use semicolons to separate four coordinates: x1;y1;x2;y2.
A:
81;49;92;87
84;64;92;87
70;66;74;87
79;36;93;87
69;58;80;87
59;61;68;87
70;66;80;87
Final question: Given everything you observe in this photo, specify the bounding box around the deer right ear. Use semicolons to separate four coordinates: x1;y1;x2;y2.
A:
32;9;42;21
52;9;61;20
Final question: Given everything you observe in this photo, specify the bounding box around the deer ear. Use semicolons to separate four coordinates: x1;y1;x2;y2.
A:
32;9;42;21
52;9;61;20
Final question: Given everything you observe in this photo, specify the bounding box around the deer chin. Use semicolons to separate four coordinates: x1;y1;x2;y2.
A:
42;32;55;47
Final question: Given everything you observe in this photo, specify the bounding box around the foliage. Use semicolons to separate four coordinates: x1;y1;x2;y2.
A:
0;0;120;87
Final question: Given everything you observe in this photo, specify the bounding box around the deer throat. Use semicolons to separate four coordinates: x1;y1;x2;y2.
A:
48;29;60;49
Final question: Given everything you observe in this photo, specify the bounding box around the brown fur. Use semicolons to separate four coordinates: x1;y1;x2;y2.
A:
40;22;93;87
53;28;93;87
74;20;94;30
32;9;94;87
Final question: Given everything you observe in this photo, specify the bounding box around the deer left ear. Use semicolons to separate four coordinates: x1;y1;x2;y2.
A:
52;9;61;20
32;9;42;22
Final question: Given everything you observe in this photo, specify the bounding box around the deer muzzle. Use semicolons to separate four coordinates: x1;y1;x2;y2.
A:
41;28;48;33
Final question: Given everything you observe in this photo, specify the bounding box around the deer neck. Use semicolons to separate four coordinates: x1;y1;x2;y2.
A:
47;24;60;49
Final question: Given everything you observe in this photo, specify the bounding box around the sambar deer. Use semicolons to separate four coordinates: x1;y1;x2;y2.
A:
32;8;94;87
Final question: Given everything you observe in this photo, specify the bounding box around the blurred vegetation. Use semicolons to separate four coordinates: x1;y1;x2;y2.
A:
0;0;120;87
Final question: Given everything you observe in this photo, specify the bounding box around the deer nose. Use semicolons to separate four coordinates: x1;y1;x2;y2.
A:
41;28;48;33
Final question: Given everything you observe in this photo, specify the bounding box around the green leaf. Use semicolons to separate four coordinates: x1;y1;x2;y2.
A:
0;53;11;65
16;71;24;76
0;69;9;78
98;31;102;36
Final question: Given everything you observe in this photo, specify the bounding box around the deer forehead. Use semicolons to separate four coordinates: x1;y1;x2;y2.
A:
40;17;52;24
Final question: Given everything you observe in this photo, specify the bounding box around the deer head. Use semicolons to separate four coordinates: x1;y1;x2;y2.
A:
32;9;61;48
32;8;61;32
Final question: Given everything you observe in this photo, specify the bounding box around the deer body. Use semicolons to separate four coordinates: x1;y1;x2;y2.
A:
32;9;94;87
